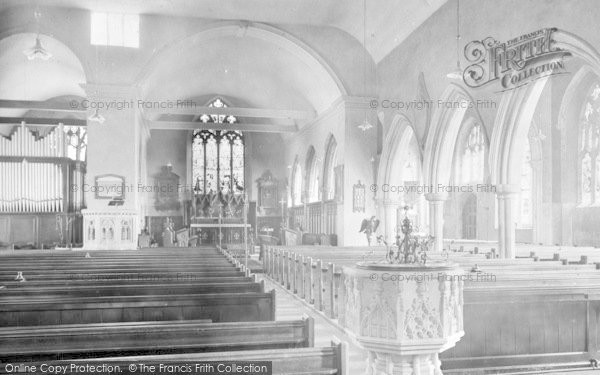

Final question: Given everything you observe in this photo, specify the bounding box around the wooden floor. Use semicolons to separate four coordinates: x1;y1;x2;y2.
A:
258;274;368;374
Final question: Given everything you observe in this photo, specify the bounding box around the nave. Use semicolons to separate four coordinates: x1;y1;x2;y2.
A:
0;246;347;374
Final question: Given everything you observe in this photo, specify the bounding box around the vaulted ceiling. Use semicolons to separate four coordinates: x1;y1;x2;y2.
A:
0;0;447;63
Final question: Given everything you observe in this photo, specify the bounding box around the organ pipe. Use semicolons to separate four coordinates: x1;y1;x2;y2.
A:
0;123;84;213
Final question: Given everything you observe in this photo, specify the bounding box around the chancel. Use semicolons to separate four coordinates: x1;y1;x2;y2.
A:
1;0;600;374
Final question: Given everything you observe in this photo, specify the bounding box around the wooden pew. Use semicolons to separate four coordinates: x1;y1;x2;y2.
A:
0;270;245;282
0;281;263;298
0;291;276;326
440;288;600;372
265;244;600;372
264;245;600;309
0;317;314;361
2;339;348;375
0;276;254;288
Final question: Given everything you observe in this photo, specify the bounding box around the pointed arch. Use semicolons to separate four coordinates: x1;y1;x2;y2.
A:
489;30;600;256
322;134;338;201
290;155;302;206
304;146;319;203
424;84;483;189
452;117;489;185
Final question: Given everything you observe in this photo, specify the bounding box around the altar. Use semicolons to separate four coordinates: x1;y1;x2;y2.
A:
189;192;250;247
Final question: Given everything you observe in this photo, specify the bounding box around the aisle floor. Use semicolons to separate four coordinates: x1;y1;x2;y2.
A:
258;275;368;374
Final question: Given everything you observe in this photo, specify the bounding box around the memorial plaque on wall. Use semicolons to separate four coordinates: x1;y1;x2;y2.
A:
153;165;181;211
95;174;125;199
256;170;279;216
353;180;365;213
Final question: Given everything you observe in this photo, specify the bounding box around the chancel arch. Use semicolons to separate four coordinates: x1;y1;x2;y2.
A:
138;21;347;115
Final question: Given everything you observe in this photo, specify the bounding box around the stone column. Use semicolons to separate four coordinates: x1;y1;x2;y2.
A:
426;192;447;252
81;84;142;250
496;184;520;259
382;199;401;244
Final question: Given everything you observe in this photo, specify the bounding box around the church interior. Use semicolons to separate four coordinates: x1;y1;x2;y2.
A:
1;0;600;374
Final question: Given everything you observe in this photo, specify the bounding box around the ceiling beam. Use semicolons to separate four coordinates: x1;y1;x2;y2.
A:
0;117;87;126
0;100;86;113
144;106;315;120
148;120;297;133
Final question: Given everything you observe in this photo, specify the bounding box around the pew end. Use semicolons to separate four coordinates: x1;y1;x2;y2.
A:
302;314;315;347
330;337;348;375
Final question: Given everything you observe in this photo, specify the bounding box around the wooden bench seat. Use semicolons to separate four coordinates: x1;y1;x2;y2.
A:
264;244;600;372
0;281;263;298
0;291;276;326
0;270;245;282
1;339;347;375
0;264;237;272
0;275;254;288
0;317;313;361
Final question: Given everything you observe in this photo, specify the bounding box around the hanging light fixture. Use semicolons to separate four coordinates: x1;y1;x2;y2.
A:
88;109;105;124
358;0;373;131
23;10;52;61
446;0;462;79
23;35;52;61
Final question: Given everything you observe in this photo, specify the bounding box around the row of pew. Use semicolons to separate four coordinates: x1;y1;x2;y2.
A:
0;246;348;374
263;244;600;374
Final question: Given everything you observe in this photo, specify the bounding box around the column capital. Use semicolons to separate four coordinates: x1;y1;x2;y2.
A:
425;192;448;202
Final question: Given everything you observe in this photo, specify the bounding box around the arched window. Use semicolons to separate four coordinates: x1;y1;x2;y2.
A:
305;146;319;203
322;136;337;201
64;126;87;161
192;98;244;194
291;160;302;206
518;138;533;228
579;83;600;205
458;122;486;184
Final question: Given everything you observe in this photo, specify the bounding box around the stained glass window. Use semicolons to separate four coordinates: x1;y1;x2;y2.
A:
579;82;600;205
192;98;244;194
64;126;87;161
518;138;533;228
459;123;486;184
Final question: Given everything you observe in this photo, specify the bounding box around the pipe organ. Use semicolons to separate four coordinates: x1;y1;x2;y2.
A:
0;122;85;248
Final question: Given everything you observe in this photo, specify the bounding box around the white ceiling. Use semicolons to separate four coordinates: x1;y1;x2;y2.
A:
0;0;448;62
